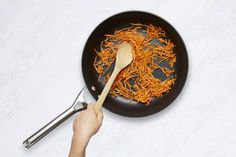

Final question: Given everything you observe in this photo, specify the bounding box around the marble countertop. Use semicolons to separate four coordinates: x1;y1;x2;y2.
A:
0;0;236;156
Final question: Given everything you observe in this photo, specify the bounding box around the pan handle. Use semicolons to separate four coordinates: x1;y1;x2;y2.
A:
23;102;87;149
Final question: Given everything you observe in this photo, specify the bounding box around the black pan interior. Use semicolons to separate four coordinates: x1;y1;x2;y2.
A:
82;11;188;117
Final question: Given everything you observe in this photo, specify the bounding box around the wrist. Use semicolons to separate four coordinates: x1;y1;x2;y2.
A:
69;133;90;157
72;133;90;149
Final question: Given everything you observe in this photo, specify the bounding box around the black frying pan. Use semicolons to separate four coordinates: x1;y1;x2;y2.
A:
82;11;188;117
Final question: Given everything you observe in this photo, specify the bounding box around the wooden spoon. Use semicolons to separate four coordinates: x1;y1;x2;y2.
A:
95;42;133;113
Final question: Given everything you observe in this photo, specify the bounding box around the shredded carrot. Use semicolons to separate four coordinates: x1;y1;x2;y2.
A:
93;24;176;105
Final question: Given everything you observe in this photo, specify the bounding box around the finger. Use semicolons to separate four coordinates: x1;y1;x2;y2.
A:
86;104;94;111
97;111;103;123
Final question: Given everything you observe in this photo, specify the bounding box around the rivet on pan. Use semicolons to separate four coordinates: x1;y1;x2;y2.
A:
91;86;96;91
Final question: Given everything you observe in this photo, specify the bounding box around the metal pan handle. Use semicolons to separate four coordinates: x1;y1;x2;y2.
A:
23;89;87;149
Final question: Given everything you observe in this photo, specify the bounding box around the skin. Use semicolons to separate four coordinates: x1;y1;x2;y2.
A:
68;104;103;157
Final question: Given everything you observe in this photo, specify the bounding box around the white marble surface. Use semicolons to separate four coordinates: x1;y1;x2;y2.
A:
0;0;236;156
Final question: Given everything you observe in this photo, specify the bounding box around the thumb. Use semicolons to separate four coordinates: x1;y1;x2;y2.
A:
96;111;104;124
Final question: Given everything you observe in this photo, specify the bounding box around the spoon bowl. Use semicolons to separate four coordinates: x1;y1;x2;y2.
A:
116;42;133;69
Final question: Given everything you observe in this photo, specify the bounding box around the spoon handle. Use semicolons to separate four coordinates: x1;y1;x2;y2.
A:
95;67;120;113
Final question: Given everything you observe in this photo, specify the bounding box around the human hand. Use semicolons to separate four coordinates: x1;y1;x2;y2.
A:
73;104;103;142
69;104;103;157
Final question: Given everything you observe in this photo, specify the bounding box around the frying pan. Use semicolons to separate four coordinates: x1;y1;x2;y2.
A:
82;11;188;117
